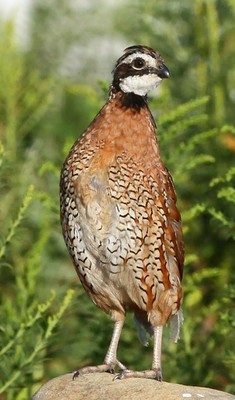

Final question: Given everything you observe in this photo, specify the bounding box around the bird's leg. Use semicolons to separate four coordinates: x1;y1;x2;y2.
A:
104;319;127;371
73;319;126;379
114;325;163;380
151;325;163;380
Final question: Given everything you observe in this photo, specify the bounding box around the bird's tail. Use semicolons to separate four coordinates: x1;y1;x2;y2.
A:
134;309;183;346
170;308;184;343
134;314;154;347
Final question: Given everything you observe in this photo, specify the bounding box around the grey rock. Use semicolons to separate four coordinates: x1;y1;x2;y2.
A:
32;373;235;400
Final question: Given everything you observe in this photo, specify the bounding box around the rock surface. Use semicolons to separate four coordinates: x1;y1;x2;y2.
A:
32;372;235;400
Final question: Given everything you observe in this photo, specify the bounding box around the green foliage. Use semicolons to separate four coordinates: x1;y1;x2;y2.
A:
0;288;74;397
0;23;74;399
0;172;74;398
0;22;54;164
0;0;235;397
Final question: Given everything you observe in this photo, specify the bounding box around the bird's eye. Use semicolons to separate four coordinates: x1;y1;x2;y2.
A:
132;58;146;69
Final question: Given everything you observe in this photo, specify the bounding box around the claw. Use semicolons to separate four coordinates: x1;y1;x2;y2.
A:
152;368;162;381
107;367;115;374
113;369;128;380
72;370;80;380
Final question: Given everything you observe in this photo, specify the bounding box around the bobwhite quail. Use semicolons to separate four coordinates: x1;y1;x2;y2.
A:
60;45;184;381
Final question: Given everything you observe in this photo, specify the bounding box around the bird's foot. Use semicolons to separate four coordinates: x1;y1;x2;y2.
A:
73;364;114;379
114;368;162;381
72;359;126;379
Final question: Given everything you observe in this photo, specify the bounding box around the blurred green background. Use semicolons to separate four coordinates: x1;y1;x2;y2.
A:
0;1;235;398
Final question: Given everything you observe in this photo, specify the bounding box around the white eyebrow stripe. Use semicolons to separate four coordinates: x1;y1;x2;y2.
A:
118;52;157;68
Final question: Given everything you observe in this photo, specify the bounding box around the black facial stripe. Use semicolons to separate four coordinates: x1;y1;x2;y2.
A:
119;65;158;79
135;66;158;76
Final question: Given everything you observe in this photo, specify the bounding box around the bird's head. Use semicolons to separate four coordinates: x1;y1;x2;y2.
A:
111;45;170;97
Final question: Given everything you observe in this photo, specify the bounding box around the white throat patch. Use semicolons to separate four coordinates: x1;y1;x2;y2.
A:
119;74;162;96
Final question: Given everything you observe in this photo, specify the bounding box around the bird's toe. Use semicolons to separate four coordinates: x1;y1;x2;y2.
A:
114;368;162;380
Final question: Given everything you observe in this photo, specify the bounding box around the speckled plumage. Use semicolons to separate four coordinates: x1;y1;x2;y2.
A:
60;45;184;380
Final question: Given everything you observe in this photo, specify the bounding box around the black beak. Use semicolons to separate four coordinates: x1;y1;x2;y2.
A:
157;63;170;79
